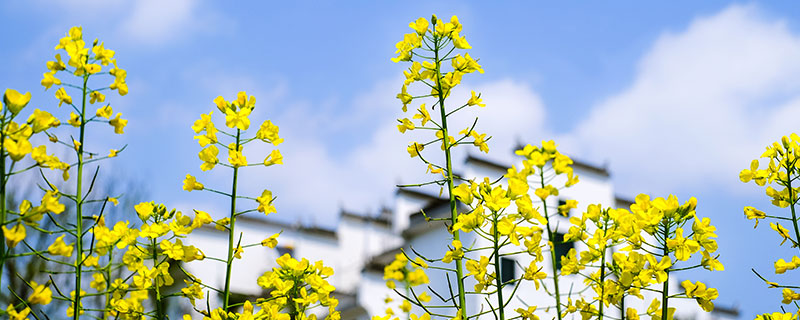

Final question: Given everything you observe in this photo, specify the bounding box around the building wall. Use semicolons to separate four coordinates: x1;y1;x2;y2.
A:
183;152;734;320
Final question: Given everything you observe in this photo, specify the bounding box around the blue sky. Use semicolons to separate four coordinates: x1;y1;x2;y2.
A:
2;1;800;317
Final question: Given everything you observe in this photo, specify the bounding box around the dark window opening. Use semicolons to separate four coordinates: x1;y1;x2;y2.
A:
276;245;294;257
500;257;516;284
558;198;572;216
553;232;575;270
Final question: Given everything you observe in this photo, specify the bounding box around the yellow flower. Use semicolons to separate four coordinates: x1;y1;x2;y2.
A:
92;42;115;65
442;240;464;263
41;72;61;89
3;89;31;114
109;113;127;134
90;273;106;291
453;33;471;49
182;174;204;191
198;145;219;171
228;148;248;168
89;91;105;104
261;233;280;248
413;104;430;126
409;17;429;35
225;107;251;130
482;186;510;211
4;137;33;161
744;206;766;228
46;54;66;72
681;280;718;312
234;91;256;110
160;239;185;260
396;84;412;112
134;202;154;220
109;60;128;96
68;112;81;127
771;222;793;246
2;223;26;248
27;281;52;305
41;190;65;214
82;254;100;267
667;228;700;261
27;109;60;133
257;120;284;145
397;118;415;133
407;142;424;158
256;190;276;215
191;209;213;229
48;235;74;257
55;87;72;107
96;105;113;119
264;149;283;166
6;305;31;320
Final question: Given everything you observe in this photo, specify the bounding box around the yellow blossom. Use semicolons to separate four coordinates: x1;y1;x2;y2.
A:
109;113;127;134
257;189;277;215
262;233;280;248
198;145;219;171
48;235;74;257
27;281;52;305
182;174;204;191
2;224;26;248
55;87;72;107
4;89;31;114
96;105;112;119
264;149;283;166
89;91;105;104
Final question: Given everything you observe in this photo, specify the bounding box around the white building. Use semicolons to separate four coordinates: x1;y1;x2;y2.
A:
187;151;739;320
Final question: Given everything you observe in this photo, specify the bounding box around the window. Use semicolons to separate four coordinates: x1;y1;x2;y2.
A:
500;257;516;284
276;245;294;257
558;198;572;216
553;232;574;270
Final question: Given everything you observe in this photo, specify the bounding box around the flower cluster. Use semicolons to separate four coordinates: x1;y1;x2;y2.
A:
388;14;491;320
1;26;133;319
393;15;489;160
253;254;340;320
741;134;800;316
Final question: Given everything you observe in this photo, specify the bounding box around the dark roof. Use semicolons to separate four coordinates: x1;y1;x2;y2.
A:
614;195;634;209
197;215;338;239
363;246;404;273
711;304;739;317
465;154;508;172
299;225;338;239
396;187;446;201
340;209;391;227
507;145;611;177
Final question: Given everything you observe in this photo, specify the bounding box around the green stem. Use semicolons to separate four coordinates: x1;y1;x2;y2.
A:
104;250;112;319
153;238;165;319
598;215;609;320
540;169;562;320
73;71;89;320
491;210;505;320
660;222;670;320
223;129;241;312
784;152;800;254
432;28;467;315
0;112;6;294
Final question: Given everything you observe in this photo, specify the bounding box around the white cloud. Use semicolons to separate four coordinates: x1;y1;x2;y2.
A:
559;4;800;196
117;0;232;46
